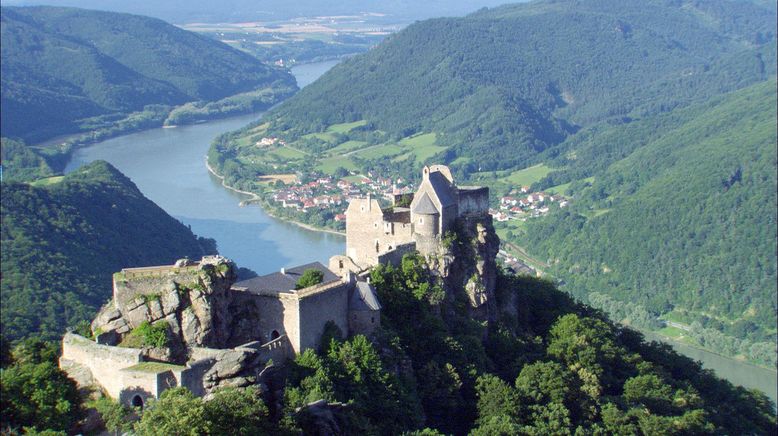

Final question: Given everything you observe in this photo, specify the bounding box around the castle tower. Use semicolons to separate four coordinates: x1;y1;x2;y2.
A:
412;193;439;236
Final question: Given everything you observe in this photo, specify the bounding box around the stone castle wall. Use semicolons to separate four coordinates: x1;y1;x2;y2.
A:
297;281;349;352
60;333;143;399
113;267;200;310
458;187;490;216
346;198;414;268
376;242;417;267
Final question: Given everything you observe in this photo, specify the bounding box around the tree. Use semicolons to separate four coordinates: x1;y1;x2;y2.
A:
93;397;132;435
622;374;674;415
204;387;273;435
0;360;82;433
475;374;519;425
295;269;324;289
134;388;207;436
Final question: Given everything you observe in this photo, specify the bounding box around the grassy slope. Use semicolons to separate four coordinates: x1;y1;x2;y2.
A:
260;0;775;173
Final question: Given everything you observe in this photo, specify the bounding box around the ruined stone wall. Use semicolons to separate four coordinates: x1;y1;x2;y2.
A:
118;369;179;406
297;281;349;352
346;198;385;267
180;358;214;397
249;293;301;352
257;334;292;364
346;198;415;268
376;242;417;267
113;267;200;310
414;233;441;257
60;333;143;399
349;310;380;337
458;187;490;216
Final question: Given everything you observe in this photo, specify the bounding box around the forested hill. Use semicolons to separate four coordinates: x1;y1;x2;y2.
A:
0;6;296;142
259;0;775;174
519;79;778;365
0;161;216;342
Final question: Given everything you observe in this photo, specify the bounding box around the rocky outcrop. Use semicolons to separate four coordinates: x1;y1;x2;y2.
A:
427;215;500;321
296;400;352;436
91;256;241;358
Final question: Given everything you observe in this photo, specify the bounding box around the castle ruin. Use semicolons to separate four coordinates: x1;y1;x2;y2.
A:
60;164;496;408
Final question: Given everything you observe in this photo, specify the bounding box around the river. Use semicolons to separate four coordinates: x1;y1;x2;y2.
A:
65;60;344;276
63;59;776;406
643;332;777;406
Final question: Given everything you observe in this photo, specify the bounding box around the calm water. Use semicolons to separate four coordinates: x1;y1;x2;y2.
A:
643;332;777;406
64;61;344;275
62;60;777;405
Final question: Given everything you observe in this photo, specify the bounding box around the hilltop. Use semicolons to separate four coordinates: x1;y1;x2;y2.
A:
0;6;296;144
0;161;217;342
215;0;775;178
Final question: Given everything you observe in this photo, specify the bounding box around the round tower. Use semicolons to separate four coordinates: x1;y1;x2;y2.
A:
415;211;439;236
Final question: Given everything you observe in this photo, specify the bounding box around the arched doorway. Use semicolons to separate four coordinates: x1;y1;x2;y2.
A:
271;330;280;340
132;395;144;409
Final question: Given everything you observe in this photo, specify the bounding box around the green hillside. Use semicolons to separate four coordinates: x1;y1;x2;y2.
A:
516;80;777;365
0;161;216;342
0;6;296;143
239;0;775;175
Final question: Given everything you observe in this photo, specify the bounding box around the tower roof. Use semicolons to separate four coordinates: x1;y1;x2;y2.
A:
427;171;456;208
350;281;381;311
412;192;439;215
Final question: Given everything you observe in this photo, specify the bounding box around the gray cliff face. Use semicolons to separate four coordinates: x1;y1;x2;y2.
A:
428;215;500;321
87;257;278;394
92;257;243;358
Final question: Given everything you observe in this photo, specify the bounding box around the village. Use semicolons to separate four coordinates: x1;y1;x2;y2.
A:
492;186;570;222
262;158;572;234
265;169;415;229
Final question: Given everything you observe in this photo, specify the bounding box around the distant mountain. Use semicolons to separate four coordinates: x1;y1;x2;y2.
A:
258;0;775;174
0;161;216;342
0;0;514;23
0;6;296;142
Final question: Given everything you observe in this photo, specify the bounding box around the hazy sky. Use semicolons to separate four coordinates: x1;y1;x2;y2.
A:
0;0;519;23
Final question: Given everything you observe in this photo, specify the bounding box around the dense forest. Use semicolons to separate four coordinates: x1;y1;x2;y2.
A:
3;256;775;434
0;161;216;342
0;6;296;144
247;0;775;175
514;79;777;366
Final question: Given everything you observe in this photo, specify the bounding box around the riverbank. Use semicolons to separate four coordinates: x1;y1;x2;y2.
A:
31;87;294;173
204;158;345;237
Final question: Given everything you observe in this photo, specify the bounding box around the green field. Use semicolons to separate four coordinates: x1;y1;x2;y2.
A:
302;131;337;142
506;164;552;187
328;140;368;154
30;176;64;186
269;147;307;160
400;132;437;147
356;143;405;159
545;182;571;195
494;219;528;240
316;156;359;174
327;120;367;133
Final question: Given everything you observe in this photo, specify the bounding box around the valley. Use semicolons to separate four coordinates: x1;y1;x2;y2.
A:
1;0;776;433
